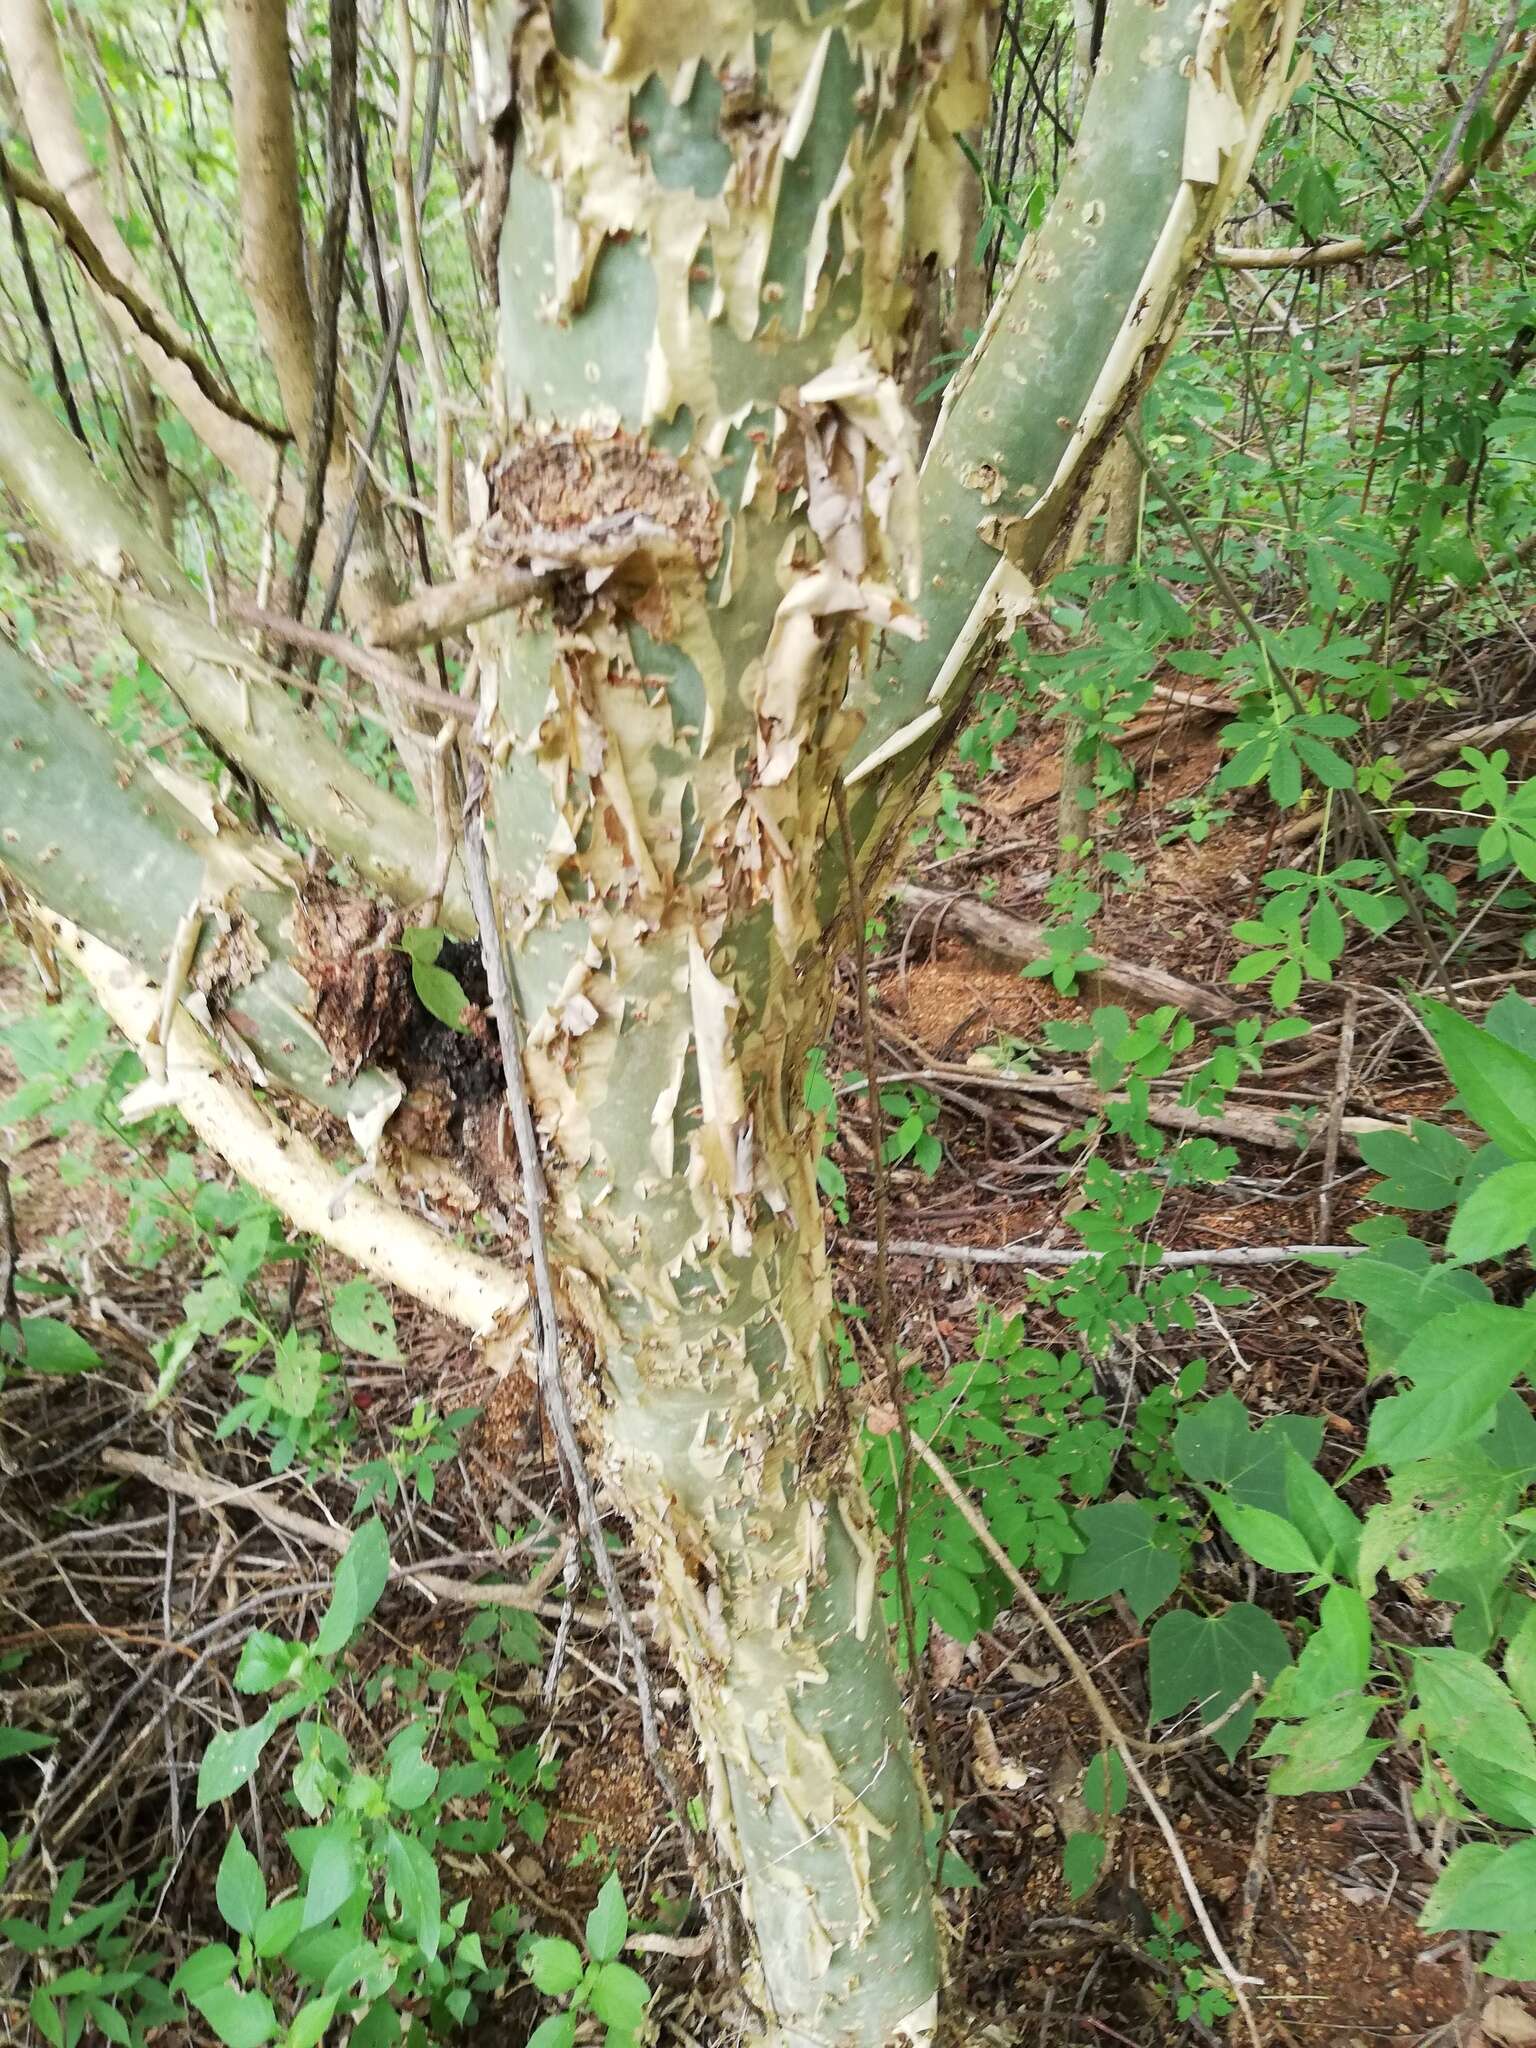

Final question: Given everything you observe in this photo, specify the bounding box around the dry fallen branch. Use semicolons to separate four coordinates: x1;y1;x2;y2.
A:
101;1448;587;1619
909;1428;1264;2048
893;883;1236;1021
846;1236;1365;1270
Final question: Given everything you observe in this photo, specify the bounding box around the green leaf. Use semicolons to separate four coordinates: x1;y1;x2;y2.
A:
313;1519;391;1658
1365;1305;1536;1465
1358;1448;1518;1590
216;1829;267;1938
1205;1491;1318;1576
587;1960;650;2032
329;1278;400;1361
398;927;444;966
1448;1163;1536;1262
1258;1694;1385;1795
0;1727;55;1760
1283;1448;1361;1580
1082;1749;1128;1822
1061;1829;1106;1901
234;1632;301;1695
1421;1839;1536;1934
1173;1392;1322;1516
86;2001;132;2046
1358;1120;1471;1211
1508;1606;1536;1720
1421;998;1536;1160
254;1898;303;1961
1148;1604;1291;1760
525;2018;578;2048
1266;1586;1372;1720
385;1727;438;1811
302;1826;360;1931
1412;1648;1536;1779
5;1317;101;1375
283;1995;338;2048
384;1827;441;1961
410;959;471;1032
526;1937;585;1997
198;1710;279;1806
586;1870;629;1964
190;1983;277;2048
1484;1930;1536;1978
1064;1500;1181;1624
172;1945;238;1998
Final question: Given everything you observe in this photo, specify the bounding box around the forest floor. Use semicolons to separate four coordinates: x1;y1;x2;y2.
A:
3;618;1536;2047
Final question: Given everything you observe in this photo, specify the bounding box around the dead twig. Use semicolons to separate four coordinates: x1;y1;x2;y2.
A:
100;1448;580;1617
846;1237;1363;1270
226;597;474;719
893;884;1235;1021
0;1157;21;1341
908;1427;1265;2048
1227;1791;1278;2046
1318;992;1358;1240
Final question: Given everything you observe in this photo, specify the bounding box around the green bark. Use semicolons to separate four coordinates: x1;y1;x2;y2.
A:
0;641;392;1125
843;0;1298;881
0;364;456;920
465;4;989;2036
0;3;1302;2038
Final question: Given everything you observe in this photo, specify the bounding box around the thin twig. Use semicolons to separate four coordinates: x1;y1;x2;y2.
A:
100;1448;579;1617
392;0;456;547
1216;13;1535;270
1227;1792;1278;2045
286;0;357;628
909;1427;1265;2048
0;1157;21;1340
225;597;474;719
846;1237;1364;1270
832;777;936;1782
0;142;88;444
1317;992;1358;1241
316;0;448;637
458;759;740;1974
0;155;286;443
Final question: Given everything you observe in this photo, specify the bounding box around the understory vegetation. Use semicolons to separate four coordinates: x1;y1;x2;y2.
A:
2;0;1535;2044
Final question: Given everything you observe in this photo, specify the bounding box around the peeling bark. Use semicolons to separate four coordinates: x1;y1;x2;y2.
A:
0;3;1305;2037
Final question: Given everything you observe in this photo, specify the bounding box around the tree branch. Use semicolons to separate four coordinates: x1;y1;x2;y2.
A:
0;153;287;442
63;918;528;1346
101;1450;581;1619
0;363;459;922
1215;16;1536;270
287;0;358;625
224;0;321;441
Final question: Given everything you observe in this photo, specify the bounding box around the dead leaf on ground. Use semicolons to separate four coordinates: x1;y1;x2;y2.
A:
1483;1995;1536;2046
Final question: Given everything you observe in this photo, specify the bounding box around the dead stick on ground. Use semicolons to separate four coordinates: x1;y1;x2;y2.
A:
893;884;1236;1022
101;1448;581;1618
1318;991;1358;1241
847;1237;1364;1270
1228;1791;1278;2046
909;1427;1265;2048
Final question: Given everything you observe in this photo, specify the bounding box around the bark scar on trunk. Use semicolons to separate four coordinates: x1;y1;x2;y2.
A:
292;880;523;1203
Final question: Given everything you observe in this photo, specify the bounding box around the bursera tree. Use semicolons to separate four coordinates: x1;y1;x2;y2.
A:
0;2;1299;2039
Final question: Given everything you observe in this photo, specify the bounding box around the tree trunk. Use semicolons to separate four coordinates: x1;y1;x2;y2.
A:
0;2;1303;2038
